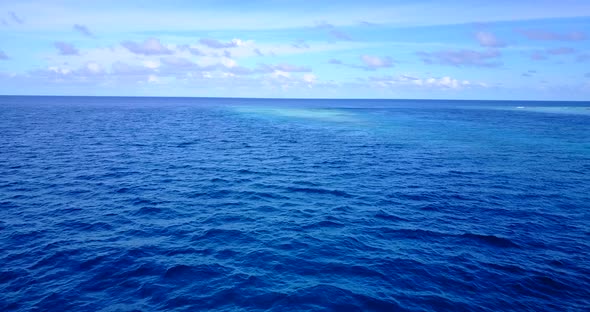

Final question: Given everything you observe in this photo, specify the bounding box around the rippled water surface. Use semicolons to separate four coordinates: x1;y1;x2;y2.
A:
1;96;589;311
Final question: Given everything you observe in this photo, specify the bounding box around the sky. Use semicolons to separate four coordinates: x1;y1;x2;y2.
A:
0;0;589;100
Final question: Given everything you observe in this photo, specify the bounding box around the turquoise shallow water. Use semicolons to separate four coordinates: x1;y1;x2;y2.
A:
0;96;589;311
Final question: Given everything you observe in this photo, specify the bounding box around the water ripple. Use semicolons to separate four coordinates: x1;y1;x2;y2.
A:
1;97;589;311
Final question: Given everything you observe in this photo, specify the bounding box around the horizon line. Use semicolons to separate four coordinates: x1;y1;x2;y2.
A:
0;94;588;103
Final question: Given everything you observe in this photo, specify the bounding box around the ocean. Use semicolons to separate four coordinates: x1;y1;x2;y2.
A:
0;96;589;311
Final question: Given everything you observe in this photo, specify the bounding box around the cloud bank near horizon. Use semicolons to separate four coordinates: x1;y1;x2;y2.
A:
0;1;589;100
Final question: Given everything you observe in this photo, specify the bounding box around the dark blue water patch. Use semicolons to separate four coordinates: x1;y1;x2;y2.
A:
459;233;520;248
0;96;589;311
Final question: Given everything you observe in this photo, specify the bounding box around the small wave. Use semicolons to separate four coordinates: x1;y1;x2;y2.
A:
176;140;199;147
418;204;443;211
375;210;408;222
236;169;259;175
285;186;353;197
164;248;213;257
9;230;46;242
56;220;114;232
78;254;110;270
0;269;27;284
302;220;345;229
133;206;164;216
190;190;233;199
163;264;231;281
119;263;163;279
29;249;82;270
209;178;229;183
192;228;256;245
238;190;290;200
2;97;589;311
460;233;520;248
276;284;406;311
388;192;439;201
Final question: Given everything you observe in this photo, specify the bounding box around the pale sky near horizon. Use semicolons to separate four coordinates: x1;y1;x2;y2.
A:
1;0;589;100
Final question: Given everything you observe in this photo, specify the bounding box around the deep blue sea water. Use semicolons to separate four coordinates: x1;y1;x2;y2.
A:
1;96;589;311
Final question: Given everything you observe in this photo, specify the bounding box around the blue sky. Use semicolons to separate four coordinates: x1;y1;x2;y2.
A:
1;0;589;100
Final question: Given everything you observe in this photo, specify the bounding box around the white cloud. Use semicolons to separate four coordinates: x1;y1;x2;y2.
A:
190;39;376;60
313;20;353;41
475;31;506;48
143;60;160;69
86;62;102;74
259;63;311;73
199;38;243;49
111;61;154;76
47;66;71;75
303;73;317;83
121;38;173;55
270;70;290;79
54;42;79;56
160;56;196;68
303;73;317;88
361;55;393;70
368;74;485;90
178;44;204;56
5;1;590;34
329;55;393;70
221;58;236;68
417;49;502;67
147;74;159;83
